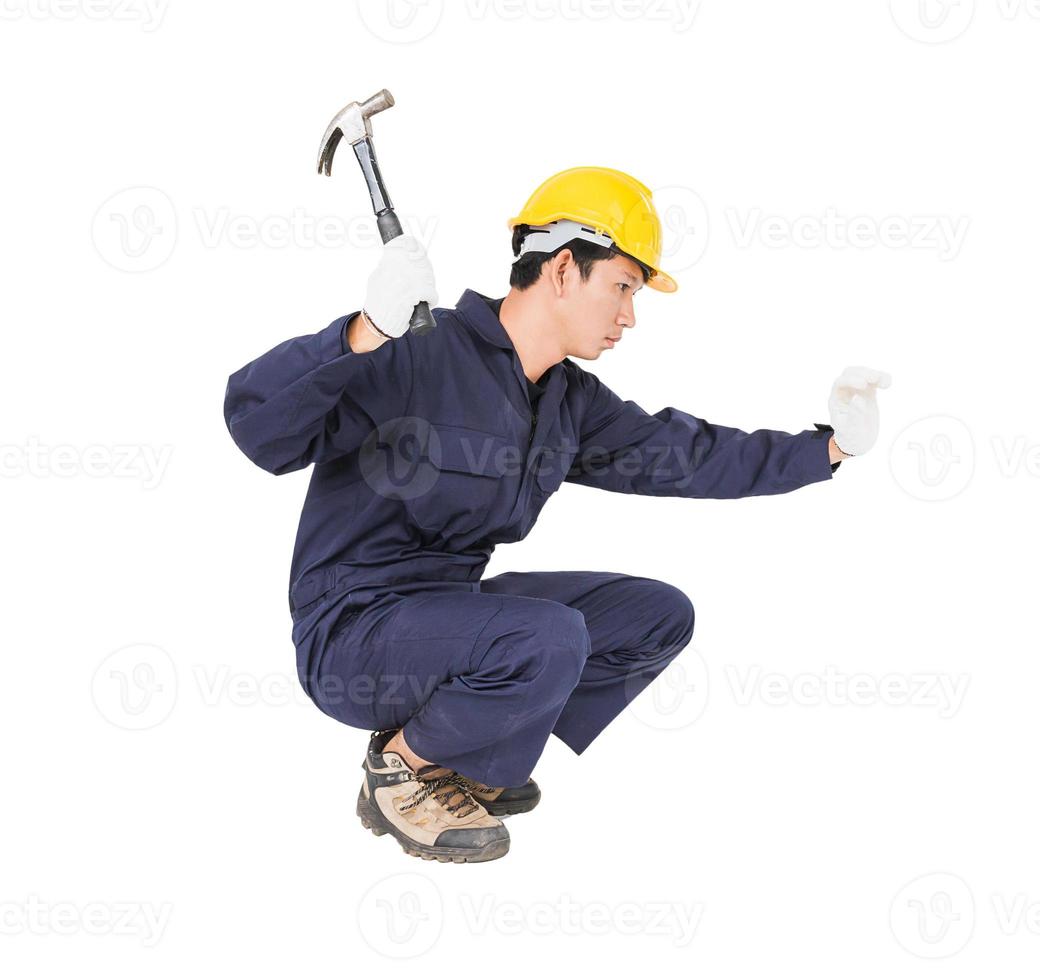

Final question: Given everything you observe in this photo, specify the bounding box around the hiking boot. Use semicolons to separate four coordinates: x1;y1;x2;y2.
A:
355;730;510;863
452;774;542;817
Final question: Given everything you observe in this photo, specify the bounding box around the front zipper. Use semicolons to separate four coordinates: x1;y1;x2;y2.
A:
513;352;539;451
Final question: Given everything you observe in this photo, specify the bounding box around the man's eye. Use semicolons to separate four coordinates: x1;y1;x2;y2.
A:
618;283;630;292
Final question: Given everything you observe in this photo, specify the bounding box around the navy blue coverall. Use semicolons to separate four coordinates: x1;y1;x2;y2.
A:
224;289;840;786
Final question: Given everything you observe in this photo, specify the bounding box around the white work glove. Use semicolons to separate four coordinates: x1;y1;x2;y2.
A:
363;235;438;339
827;365;892;456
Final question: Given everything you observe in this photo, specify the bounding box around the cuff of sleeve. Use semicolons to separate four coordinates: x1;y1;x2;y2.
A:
320;311;361;361
812;422;842;473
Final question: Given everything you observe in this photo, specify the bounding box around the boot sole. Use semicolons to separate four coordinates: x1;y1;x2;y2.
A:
356;787;510;864
481;789;542;817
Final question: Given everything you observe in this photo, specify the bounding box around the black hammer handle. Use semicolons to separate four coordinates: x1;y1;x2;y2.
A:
375;211;436;336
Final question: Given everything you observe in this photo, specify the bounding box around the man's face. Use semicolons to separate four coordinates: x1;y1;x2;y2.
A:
558;252;644;360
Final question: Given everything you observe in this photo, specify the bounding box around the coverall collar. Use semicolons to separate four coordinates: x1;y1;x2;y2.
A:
456;288;517;351
456;288;564;392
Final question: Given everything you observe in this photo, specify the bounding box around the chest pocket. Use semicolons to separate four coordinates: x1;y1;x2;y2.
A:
532;443;578;496
404;423;515;543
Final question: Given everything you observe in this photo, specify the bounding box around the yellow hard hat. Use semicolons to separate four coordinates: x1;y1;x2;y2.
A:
507;166;678;293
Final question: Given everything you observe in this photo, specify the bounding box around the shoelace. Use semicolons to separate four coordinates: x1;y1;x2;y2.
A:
451;774;495;796
399;769;481;819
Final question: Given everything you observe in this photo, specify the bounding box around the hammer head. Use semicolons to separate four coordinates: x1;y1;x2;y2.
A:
317;89;395;176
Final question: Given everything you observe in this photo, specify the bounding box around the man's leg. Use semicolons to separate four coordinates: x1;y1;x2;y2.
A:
313;587;592;787
478;571;696;755
383;728;433;771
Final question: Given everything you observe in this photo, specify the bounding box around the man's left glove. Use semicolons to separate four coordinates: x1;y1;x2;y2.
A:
828;365;892;456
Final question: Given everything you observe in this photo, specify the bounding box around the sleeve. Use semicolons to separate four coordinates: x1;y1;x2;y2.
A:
564;363;838;499
223;311;413;475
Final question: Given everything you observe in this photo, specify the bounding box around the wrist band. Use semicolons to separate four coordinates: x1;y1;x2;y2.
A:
833;436;855;458
361;309;391;340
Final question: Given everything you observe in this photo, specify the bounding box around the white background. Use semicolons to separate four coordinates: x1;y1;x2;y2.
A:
2;0;1038;975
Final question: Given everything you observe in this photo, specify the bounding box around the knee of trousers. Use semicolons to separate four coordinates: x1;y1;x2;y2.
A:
477;604;590;694
653;581;696;647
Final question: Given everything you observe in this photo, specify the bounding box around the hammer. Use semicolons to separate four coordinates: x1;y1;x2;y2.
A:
317;89;436;336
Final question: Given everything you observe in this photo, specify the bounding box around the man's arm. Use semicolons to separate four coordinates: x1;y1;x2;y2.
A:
345;310;391;354
223;310;411;475
829;435;852;466
564;362;841;499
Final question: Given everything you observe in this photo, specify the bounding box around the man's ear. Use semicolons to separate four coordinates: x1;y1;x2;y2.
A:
550;248;573;297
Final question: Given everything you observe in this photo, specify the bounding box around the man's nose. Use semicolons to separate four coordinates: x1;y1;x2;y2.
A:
617;302;636;330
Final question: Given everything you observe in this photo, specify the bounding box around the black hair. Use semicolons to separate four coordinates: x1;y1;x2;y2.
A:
509;223;652;291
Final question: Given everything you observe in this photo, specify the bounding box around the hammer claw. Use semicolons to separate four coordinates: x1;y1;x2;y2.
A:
317;89;394;175
317;126;343;176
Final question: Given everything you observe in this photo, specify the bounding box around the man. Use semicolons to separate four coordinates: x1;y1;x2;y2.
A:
224;166;890;864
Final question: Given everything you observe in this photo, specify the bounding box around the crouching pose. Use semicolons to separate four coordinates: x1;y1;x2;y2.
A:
223;166;890;863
